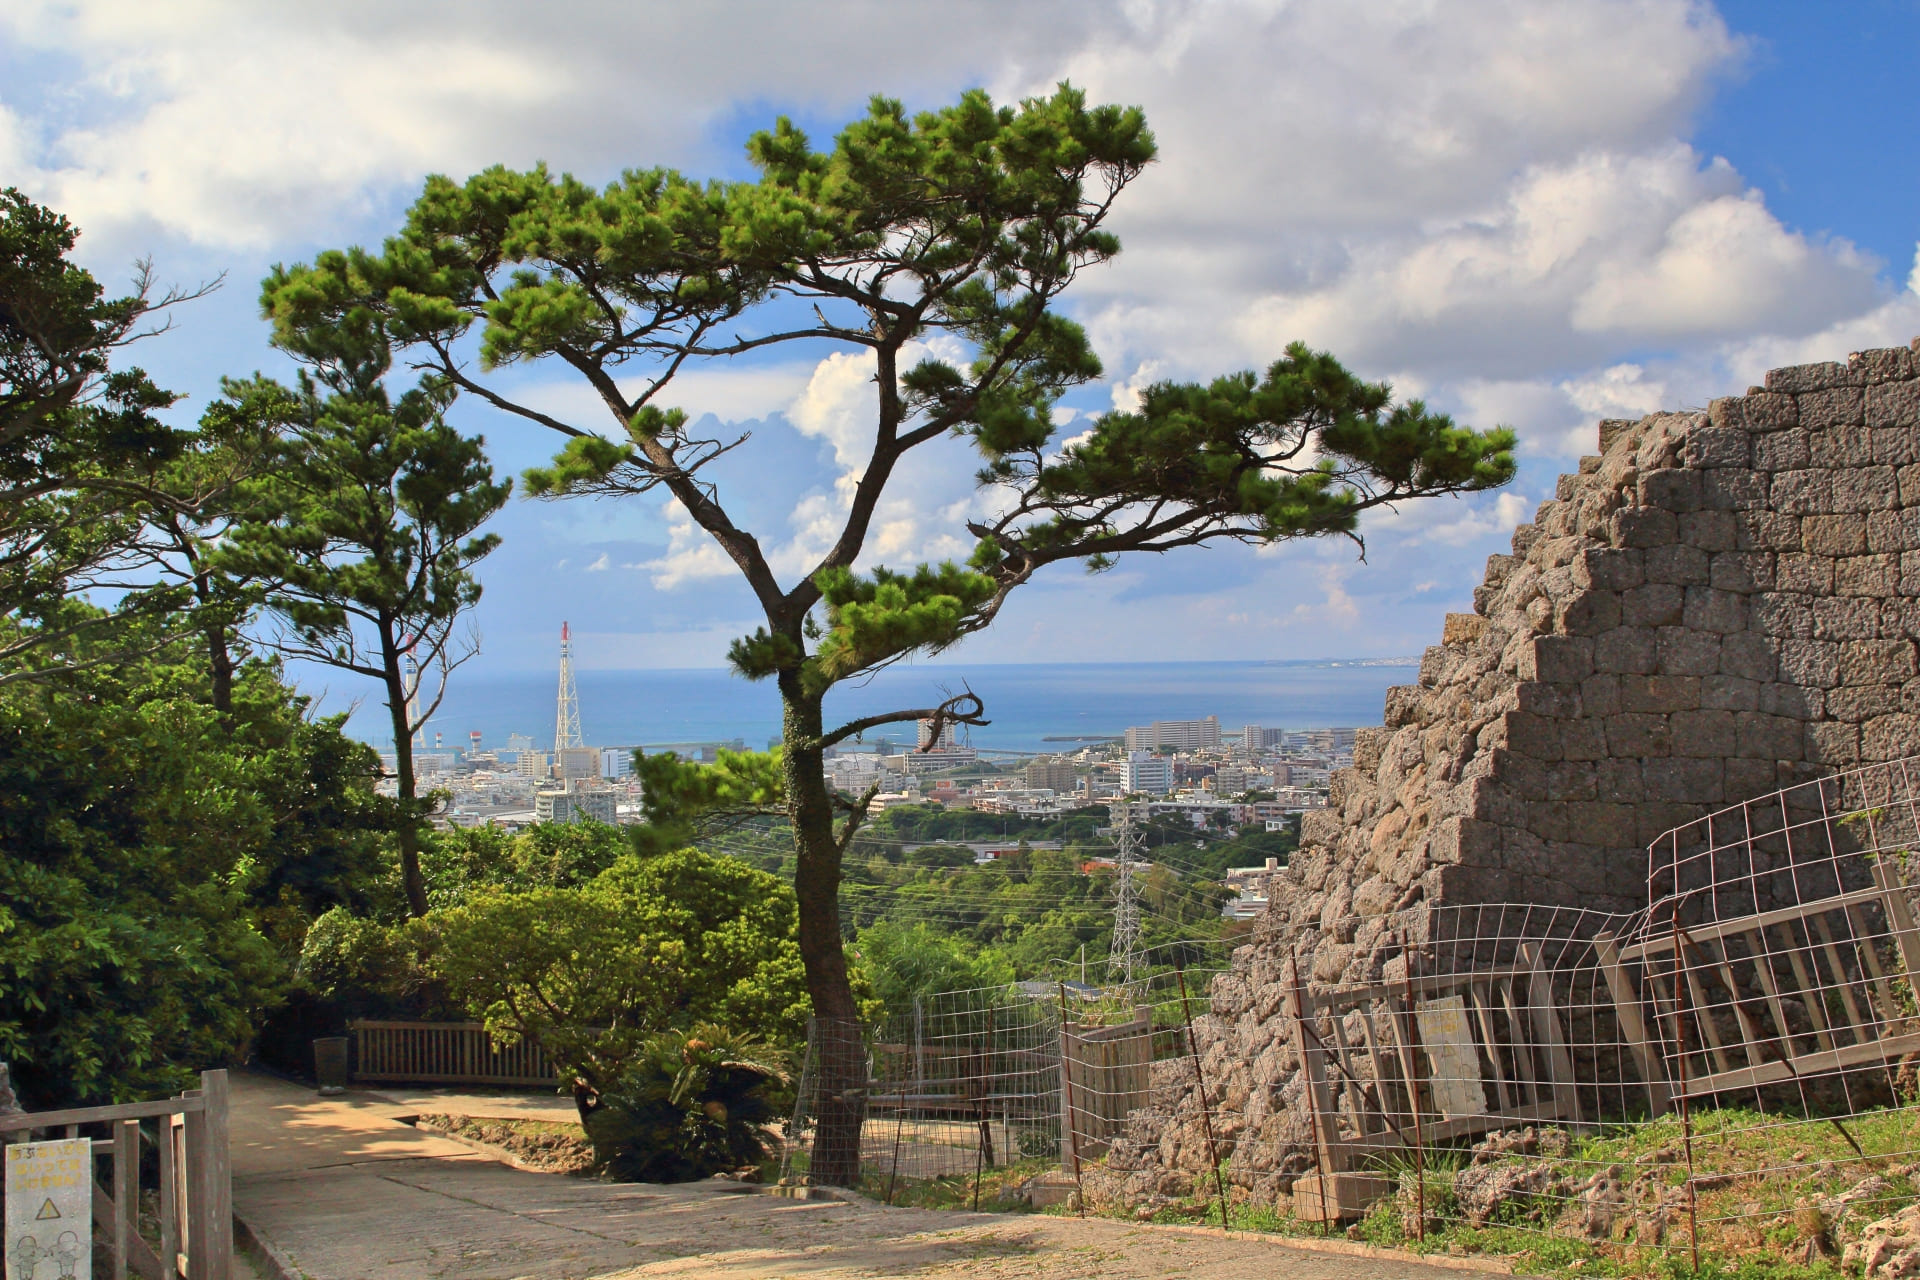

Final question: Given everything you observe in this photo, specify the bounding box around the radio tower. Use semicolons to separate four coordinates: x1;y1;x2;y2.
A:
1106;801;1142;990
554;622;584;752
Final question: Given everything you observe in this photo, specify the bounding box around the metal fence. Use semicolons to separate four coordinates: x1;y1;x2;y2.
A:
784;757;1920;1270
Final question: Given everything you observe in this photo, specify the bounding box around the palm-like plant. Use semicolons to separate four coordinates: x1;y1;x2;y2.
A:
584;1023;789;1183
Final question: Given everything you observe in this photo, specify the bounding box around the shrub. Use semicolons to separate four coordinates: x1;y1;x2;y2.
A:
583;1024;787;1182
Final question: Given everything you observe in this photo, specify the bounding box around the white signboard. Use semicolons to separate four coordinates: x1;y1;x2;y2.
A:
1416;996;1489;1119
6;1138;91;1280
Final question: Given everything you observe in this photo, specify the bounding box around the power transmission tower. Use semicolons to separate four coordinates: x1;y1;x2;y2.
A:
1107;800;1142;990
554;621;584;751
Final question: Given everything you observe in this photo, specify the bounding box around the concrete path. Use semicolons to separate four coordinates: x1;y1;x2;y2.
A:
230;1072;1493;1280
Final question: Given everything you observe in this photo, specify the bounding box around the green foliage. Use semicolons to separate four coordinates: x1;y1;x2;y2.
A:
582;1024;787;1182
852;921;1014;1020
421;847;811;1104
0;190;225;676
0;631;387;1108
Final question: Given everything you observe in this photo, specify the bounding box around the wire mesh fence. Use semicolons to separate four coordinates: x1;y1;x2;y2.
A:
784;756;1920;1270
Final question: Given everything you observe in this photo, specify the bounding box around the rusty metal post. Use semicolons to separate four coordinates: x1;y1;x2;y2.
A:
1670;912;1700;1273
1398;947;1428;1243
1175;956;1231;1229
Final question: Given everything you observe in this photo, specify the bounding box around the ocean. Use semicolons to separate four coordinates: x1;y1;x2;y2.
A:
330;658;1420;754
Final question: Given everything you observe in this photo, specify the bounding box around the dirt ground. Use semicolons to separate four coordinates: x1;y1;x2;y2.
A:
230;1072;1498;1280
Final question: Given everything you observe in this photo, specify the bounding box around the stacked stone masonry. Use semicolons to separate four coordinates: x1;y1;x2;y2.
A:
1100;340;1920;1209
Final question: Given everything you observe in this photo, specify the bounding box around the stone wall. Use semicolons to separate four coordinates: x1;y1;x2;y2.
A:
1104;340;1920;1207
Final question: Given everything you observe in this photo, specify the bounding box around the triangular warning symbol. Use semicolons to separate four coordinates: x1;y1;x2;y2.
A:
35;1197;60;1220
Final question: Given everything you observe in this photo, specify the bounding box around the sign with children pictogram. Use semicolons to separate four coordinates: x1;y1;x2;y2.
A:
5;1138;91;1279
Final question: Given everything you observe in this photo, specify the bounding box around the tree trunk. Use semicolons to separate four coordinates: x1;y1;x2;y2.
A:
384;655;430;918
779;671;866;1186
203;618;234;716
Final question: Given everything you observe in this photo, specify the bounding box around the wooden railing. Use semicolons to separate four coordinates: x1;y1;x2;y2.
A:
350;1021;559;1087
0;1068;230;1280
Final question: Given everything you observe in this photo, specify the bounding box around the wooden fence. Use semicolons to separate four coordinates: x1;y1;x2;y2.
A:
1600;855;1920;1107
0;1067;230;1280
350;1021;559;1087
1060;1007;1153;1162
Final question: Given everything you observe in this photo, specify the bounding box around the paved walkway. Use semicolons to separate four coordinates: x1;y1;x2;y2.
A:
230;1072;1493;1280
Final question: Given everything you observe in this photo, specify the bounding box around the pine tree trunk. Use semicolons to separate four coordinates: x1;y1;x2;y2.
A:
779;671;866;1186
385;656;430;918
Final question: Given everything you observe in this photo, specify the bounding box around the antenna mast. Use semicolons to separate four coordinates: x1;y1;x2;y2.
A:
1107;800;1142;990
555;622;584;751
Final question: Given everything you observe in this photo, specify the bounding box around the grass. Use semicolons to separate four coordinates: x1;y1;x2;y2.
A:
1029;1100;1920;1279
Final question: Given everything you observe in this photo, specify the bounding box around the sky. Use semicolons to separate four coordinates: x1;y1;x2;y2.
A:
6;0;1920;685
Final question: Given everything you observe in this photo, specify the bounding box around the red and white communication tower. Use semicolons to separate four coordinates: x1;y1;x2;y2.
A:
554;622;585;752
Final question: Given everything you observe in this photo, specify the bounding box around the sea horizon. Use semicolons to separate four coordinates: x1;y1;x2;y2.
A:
320;656;1423;755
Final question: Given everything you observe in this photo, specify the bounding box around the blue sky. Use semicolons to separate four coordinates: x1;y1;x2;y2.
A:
5;0;1918;692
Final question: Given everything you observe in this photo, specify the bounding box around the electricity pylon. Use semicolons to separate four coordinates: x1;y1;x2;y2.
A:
1107;800;1142;990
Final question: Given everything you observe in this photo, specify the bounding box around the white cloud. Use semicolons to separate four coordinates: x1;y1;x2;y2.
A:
584;553;609;572
639;498;736;589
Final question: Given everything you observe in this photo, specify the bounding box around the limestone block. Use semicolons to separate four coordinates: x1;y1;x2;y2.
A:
1644;544;1710;585
1758;681;1819;718
1734;712;1805;761
1641;469;1702;511
1750;591;1814;639
1826;685;1901;723
1899;463;1920;507
1810;595;1881;640
1514;682;1579;717
1736;510;1801;550
1775;552;1837;595
1353;727;1390;772
1683;424;1750;469
1644;757;1724;805
1545;760;1598;801
1765;361;1856;393
1656;626;1722;676
1753;430;1812;471
1709;392;1799;432
1596;758;1644;804
1721;631;1780;682
1618;674;1702;714
1606;713;1672;758
1700;674;1760;711
1709;550;1775;593
1611;507;1677;548
1704;470;1769;510
1861;713;1920;761
1840;639;1920;684
1527;800;1571;843
1555;472;1578;502
1580;673;1621;718
1667;709;1735;758
1853;347;1917;383
1561;717;1609;761
1683;586;1748;634
1882;598;1920;639
1837;553;1897;598
1871;425;1920;466
1598;418;1637;452
1725;757;1785;803
1774;637;1841;687
1771;469;1833;514
1865;378;1920;427
1805;513;1869;556
1807;720;1862;765
1525;635;1594;684
1679;510;1737;551
1622;583;1685;628
1501;711;1565;761
1833;464;1899;512
1299;808;1341;848
1638;801;1707;846
1442;612;1487;645
1869;510;1920;554
1558;590;1621;635
1594;626;1656;674
1572;547;1645;590
1798;386;1867;429
1564;802;1639;847
1810;425;1875;468
1511;523;1540;556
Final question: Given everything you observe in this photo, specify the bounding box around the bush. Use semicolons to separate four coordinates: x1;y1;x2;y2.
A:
583;1024;786;1182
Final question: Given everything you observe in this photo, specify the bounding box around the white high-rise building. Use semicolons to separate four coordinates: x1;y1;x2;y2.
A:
1123;716;1221;752
1118;750;1174;795
601;746;635;778
1240;725;1269;754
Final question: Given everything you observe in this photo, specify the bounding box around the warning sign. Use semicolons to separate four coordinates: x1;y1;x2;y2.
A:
5;1137;91;1280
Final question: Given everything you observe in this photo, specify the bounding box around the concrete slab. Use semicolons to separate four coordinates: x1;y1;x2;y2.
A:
356;1087;579;1122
